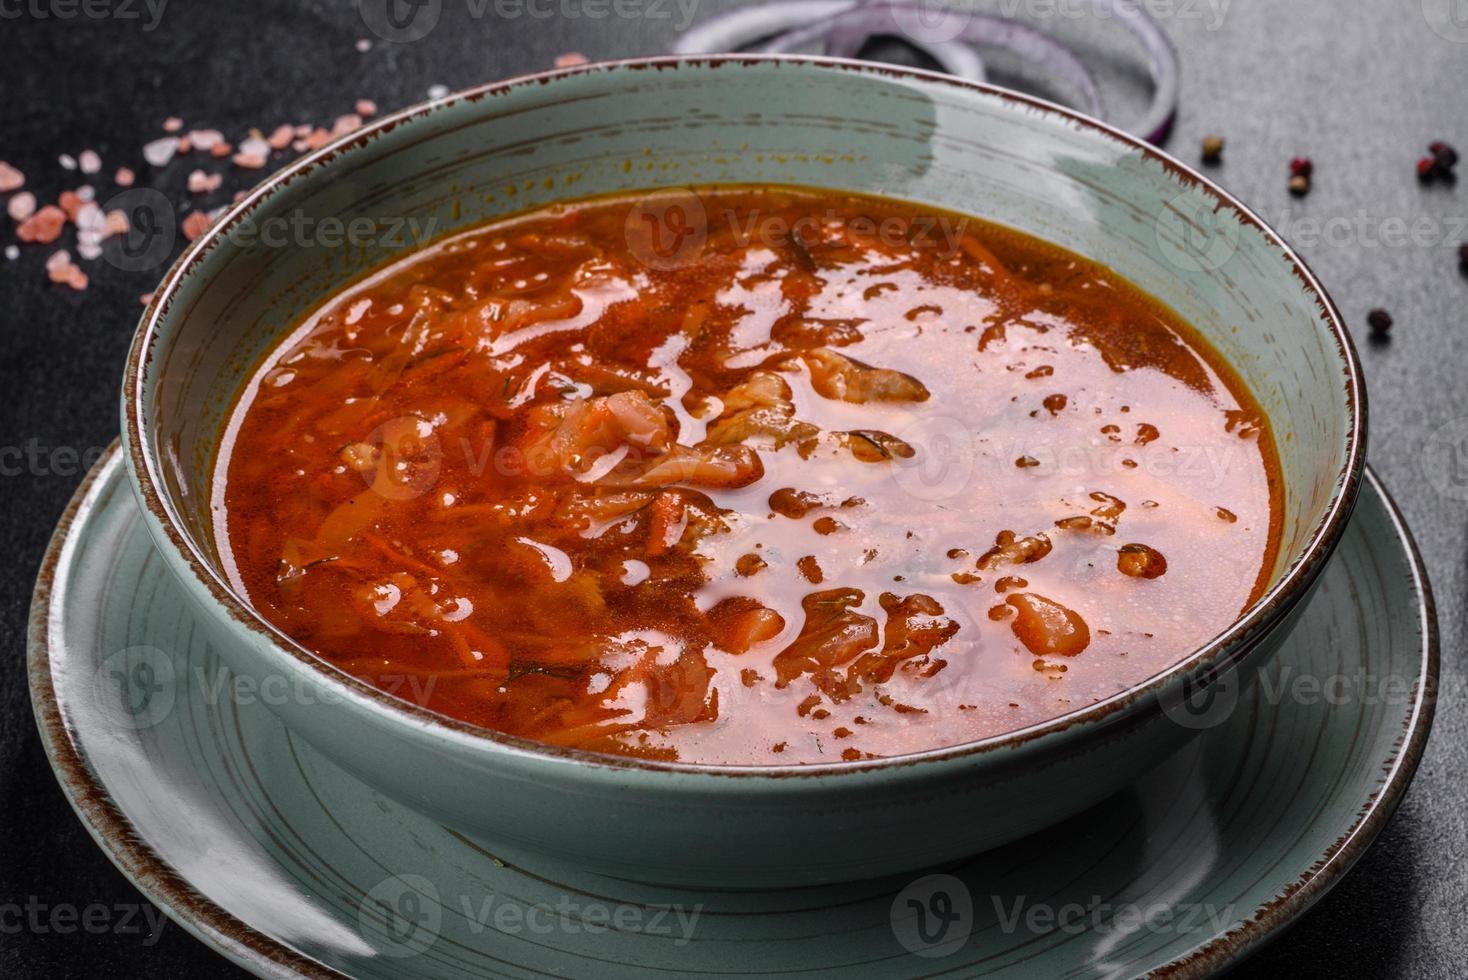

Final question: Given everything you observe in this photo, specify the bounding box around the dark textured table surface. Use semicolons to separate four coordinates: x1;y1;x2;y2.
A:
1;1;1463;976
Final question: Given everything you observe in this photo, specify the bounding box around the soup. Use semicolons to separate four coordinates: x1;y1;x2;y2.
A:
216;187;1282;765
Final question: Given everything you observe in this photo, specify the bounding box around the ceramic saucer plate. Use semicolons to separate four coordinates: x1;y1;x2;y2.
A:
30;445;1436;979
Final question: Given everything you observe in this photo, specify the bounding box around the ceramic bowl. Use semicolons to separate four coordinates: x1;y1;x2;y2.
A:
122;56;1364;888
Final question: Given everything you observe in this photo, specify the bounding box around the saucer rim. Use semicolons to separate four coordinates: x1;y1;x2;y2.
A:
28;442;1438;979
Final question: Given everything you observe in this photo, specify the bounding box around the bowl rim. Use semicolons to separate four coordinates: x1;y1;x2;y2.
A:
122;53;1366;778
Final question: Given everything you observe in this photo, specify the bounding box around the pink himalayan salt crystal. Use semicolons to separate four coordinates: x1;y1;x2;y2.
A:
355;99;378;118
0;161;23;191
144;137;180;168
181;210;213;240
58;190;85;221
18;206;66;243
115;167;135;187
105;209;129;236
305;128;332;150
189;129;224;150
164;117;184;132
355;38;372;52
140;291;155;305
555;52;589;68
177;135;193;154
76;204;106;260
46;250;87;289
211;141;233;158
79;149;102;174
232;136;271;169
331;113;363;137
7;191;36;222
267;125;294;150
187;169;223;194
75;201;105;232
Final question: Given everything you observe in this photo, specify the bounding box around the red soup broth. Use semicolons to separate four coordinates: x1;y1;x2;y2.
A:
216;186;1283;765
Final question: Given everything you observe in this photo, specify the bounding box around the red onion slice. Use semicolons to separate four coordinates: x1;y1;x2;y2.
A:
670;1;987;83
790;7;988;83
1095;0;1179;143
761;4;1101;120
672;0;1179;144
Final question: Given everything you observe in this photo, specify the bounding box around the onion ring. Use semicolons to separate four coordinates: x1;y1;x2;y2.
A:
671;1;987;83
761;4;1101;120
672;0;1179;143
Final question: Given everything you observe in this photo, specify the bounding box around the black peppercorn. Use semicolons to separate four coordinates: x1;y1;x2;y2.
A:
1430;141;1459;170
1367;309;1393;339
